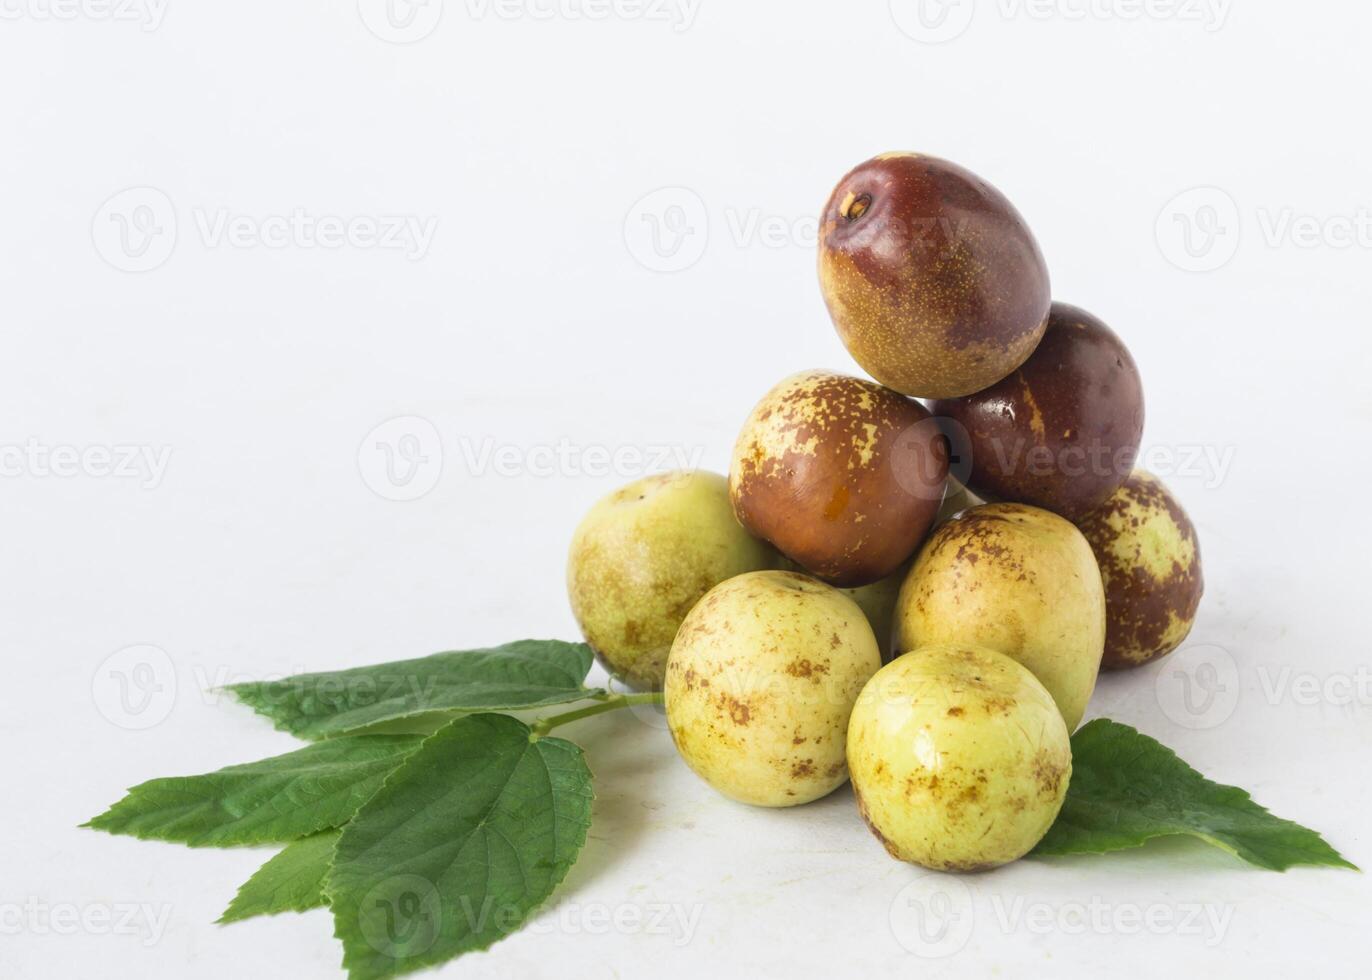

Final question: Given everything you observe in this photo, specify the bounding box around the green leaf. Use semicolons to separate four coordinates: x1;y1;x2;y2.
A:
219;832;338;923
1033;719;1357;871
84;735;422;847
228;640;601;740
326;713;594;980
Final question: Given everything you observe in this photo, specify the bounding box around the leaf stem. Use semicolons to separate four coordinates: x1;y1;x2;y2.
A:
530;692;664;737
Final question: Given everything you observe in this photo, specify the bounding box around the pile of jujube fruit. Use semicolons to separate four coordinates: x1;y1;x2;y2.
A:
568;152;1202;871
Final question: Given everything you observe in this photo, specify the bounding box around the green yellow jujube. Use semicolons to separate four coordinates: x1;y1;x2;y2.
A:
664;570;882;807
847;644;1072;871
893;503;1106;730
567;470;777;689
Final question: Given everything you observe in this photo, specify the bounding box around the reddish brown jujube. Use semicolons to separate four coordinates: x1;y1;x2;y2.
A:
818;152;1051;399
932;302;1144;520
729;370;947;588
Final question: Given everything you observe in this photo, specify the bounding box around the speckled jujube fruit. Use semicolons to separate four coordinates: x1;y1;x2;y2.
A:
1074;470;1204;669
567;471;777;690
932;302;1145;520
818;152;1051;399
729;370;948;588
893;503;1105;730
847;644;1071;871
664;570;882;807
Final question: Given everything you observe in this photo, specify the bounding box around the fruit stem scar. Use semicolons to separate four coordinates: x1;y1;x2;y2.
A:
841;192;871;221
529;692;664;739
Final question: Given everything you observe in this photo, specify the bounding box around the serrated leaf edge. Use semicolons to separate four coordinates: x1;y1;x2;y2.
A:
1033;719;1359;872
322;718;596;980
224;641;603;740
81;736;422;848
217;833;338;925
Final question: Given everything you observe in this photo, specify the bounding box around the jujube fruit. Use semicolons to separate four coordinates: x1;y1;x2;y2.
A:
664;570;882;807
893;502;1105;730
932;301;1144;520
567;471;776;690
729;370;947;587
1074;470;1204;669
818;152;1051;399
847;643;1072;871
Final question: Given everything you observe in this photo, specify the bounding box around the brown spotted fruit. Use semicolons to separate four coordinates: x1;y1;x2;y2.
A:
818;152;1051;399
1075;470;1203;669
932;302;1145;520
664;570;882;807
729;370;947;588
847;644;1071;871
567;471;777;690
893;503;1105;730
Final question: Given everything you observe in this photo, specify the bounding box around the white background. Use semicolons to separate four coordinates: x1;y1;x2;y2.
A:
2;1;1370;977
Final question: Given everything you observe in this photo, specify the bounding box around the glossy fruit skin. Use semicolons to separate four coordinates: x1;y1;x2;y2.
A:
1074;470;1203;669
932;302;1145;520
818;152;1051;399
893;503;1105;730
729;370;948;588
567;471;777;690
664;570;882;807
847;644;1071;871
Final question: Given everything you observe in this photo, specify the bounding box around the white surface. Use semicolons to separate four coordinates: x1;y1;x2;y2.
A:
2;2;1369;978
